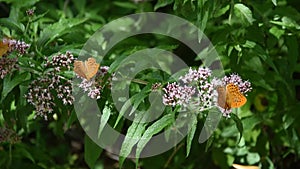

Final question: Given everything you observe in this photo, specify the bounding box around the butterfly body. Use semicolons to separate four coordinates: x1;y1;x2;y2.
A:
217;83;247;110
74;57;100;81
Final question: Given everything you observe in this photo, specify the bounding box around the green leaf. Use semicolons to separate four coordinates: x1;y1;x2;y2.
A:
154;0;174;11
246;152;260;164
98;105;111;138
114;85;151;128
244;56;264;75
128;84;152;115
270;16;300;29
231;113;243;143
37;18;87;48
214;5;230;18
119;115;147;168
113;1;138;9
136;114;173;159
3;0;40;8
114;99;131;128
186;113;197;157
285;35;298;73
84;135;103;169
0;18;25;33
199;108;222;143
234;3;255;25
18;146;35;163
66;110;77;129
73;0;86;14
272;0;277;6
282;114;294;130
205;134;214;152
108;54;129;74
242;116;261;131
18;85;28;106
1;72;31;102
242;40;256;48
269;26;285;39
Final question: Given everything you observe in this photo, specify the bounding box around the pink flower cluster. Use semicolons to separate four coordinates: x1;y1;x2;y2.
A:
0;57;18;79
77;66;110;99
162;67;252;117
163;82;195;107
0;38;29;79
45;51;75;71
222;73;252;94
3;38;30;55
26;52;75;120
0;127;20;144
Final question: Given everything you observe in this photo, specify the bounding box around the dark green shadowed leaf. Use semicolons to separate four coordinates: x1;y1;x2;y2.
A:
113;1;138;9
154;0;174;11
205;134;214;152
84;135;103;169
37;18;87;48
1;72;31;102
231;113;243;143
0;18;25;33
66;109;77;129
285;36;298;74
73;0;86;14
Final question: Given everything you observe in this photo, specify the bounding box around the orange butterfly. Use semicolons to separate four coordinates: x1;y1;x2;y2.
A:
0;38;9;57
74;57;100;81
216;83;247;110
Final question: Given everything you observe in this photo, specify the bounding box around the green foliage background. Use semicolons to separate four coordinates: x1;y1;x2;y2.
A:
0;0;300;169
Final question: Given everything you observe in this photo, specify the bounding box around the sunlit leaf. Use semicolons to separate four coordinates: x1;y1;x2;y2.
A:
136;114;173;159
186;113;197;157
234;3;255;25
98;104;111;138
154;0;174;11
119;115;147;168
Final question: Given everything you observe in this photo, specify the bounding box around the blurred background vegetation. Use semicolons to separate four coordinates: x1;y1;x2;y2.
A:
0;0;300;169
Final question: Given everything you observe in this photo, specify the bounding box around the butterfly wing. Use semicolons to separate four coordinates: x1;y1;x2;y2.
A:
0;40;9;57
85;58;99;80
74;60;88;79
226;83;247;108
217;86;231;110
